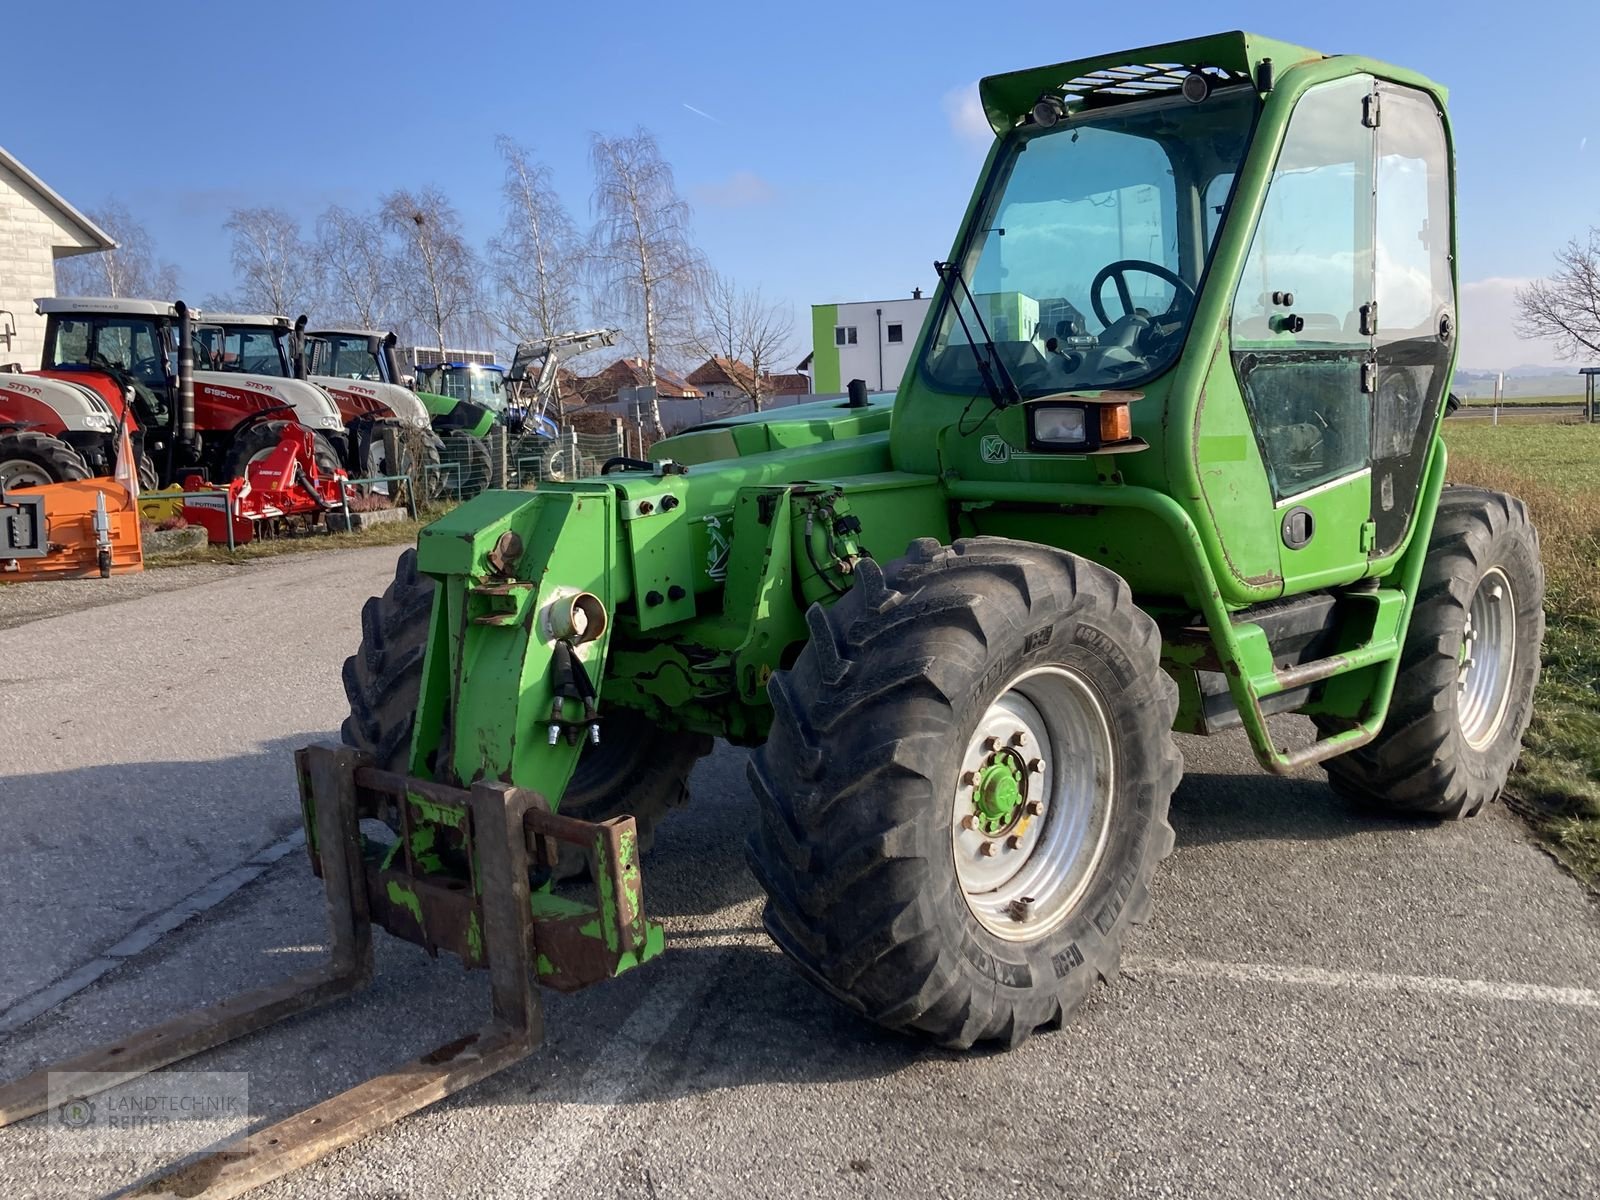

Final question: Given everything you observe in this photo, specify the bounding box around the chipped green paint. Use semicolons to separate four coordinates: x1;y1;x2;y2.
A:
408;825;444;874
535;953;555;977
405;793;465;830
379;838;401;871
578;918;602;940
387;880;424;928
466;910;483;962
614;922;667;975
595;833;620;953
528;891;590;919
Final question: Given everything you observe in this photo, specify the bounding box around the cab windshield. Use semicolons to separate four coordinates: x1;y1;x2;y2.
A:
312;335;384;380
921;86;1256;397
196;326;291;375
417;366;507;410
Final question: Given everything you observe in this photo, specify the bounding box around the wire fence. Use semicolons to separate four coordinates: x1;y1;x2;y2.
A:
376;422;629;505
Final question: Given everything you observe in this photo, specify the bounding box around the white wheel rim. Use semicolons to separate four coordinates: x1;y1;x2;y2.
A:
1458;566;1517;750
951;664;1116;941
0;459;53;488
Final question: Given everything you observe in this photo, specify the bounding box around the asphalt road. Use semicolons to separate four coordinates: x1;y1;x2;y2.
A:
2;548;1597;1198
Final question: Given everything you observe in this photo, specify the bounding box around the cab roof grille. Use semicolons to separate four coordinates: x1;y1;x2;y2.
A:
1058;63;1246;105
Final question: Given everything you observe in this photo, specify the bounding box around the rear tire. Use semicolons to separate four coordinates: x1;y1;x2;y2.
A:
0;431;91;488
747;537;1181;1050
1322;487;1543;818
341;548;711;880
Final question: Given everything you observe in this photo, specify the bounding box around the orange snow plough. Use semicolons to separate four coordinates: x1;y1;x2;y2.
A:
0;428;142;579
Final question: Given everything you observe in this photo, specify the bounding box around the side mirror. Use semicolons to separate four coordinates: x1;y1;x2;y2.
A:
1444;392;1462;417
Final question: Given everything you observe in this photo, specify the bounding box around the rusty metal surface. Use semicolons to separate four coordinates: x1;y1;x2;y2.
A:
112;757;546;1199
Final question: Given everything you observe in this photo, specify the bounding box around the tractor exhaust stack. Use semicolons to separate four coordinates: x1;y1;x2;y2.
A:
174;300;196;448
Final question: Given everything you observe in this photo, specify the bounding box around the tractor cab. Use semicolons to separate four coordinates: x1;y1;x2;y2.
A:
413;362;508;413
194;313;298;377
899;33;1456;612
306;328;402;384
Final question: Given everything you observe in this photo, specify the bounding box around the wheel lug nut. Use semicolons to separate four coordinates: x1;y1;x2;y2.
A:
978;841;998;858
1004;835;1024;850
983;736;1001;752
1007;897;1034;922
1009;730;1027;747
1024;799;1044;816
1027;758;1043;775
961;770;979;787
960;815;978;831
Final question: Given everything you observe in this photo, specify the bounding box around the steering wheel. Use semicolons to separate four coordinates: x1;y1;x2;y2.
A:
1089;260;1195;328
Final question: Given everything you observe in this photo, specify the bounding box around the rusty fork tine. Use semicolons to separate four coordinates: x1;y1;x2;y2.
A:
0;745;375;1128
116;779;543;1200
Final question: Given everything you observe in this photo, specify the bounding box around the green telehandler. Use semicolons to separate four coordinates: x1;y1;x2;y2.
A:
0;31;1544;1196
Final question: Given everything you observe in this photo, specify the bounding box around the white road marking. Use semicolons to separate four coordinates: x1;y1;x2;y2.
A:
489;918;768;1200
1126;955;1600;1010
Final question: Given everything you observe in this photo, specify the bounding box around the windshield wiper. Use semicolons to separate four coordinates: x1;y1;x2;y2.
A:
933;259;1023;411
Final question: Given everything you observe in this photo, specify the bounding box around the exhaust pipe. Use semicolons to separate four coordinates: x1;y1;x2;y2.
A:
382;332;403;387
174;301;196;447
847;378;869;408
291;315;308;379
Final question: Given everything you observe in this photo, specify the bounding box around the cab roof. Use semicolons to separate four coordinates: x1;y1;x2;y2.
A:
35;296;180;317
978;30;1320;133
205;312;290;327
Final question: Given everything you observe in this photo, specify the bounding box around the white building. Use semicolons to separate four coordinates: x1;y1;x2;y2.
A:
0;145;114;369
810;290;933;394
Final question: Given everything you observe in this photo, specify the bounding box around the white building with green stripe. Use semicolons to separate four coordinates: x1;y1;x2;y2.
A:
810;292;932;394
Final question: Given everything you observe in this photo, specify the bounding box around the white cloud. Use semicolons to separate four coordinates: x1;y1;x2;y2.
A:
943;83;993;151
690;170;775;209
1456;276;1567;370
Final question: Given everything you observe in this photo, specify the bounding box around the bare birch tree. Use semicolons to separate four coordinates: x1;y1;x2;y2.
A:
489;136;582;344
1516;229;1600;360
588;128;704;436
381;187;483;355
691;272;797;412
55;200;180;298
223;207;320;315
315;206;397;330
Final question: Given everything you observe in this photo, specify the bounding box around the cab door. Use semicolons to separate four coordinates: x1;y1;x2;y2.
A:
1228;74;1377;583
1369;82;1456;557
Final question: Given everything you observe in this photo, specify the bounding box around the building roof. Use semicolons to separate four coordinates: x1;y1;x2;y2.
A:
686;356;759;390
593;357;701;399
768;372;811;394
0;145;116;257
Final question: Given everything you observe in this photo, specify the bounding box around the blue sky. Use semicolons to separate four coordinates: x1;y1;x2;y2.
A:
7;0;1597;369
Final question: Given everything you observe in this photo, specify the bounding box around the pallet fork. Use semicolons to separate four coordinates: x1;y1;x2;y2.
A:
0;744;655;1198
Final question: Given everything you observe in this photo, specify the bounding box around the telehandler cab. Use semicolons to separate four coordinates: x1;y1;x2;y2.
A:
0;32;1543;1196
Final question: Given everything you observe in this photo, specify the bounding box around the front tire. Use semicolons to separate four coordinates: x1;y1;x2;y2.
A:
341;549;711;880
747;537;1181;1049
0;431;91;488
1323;486;1543;818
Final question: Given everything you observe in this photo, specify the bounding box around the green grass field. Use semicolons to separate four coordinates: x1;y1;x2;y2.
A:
1460;393;1587;408
1443;419;1600;884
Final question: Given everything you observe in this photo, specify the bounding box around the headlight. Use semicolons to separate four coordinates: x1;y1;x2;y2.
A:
1025;395;1145;455
1031;406;1087;445
84;413;115;432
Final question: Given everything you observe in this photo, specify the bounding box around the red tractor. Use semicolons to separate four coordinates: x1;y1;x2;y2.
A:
0;298;347;491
